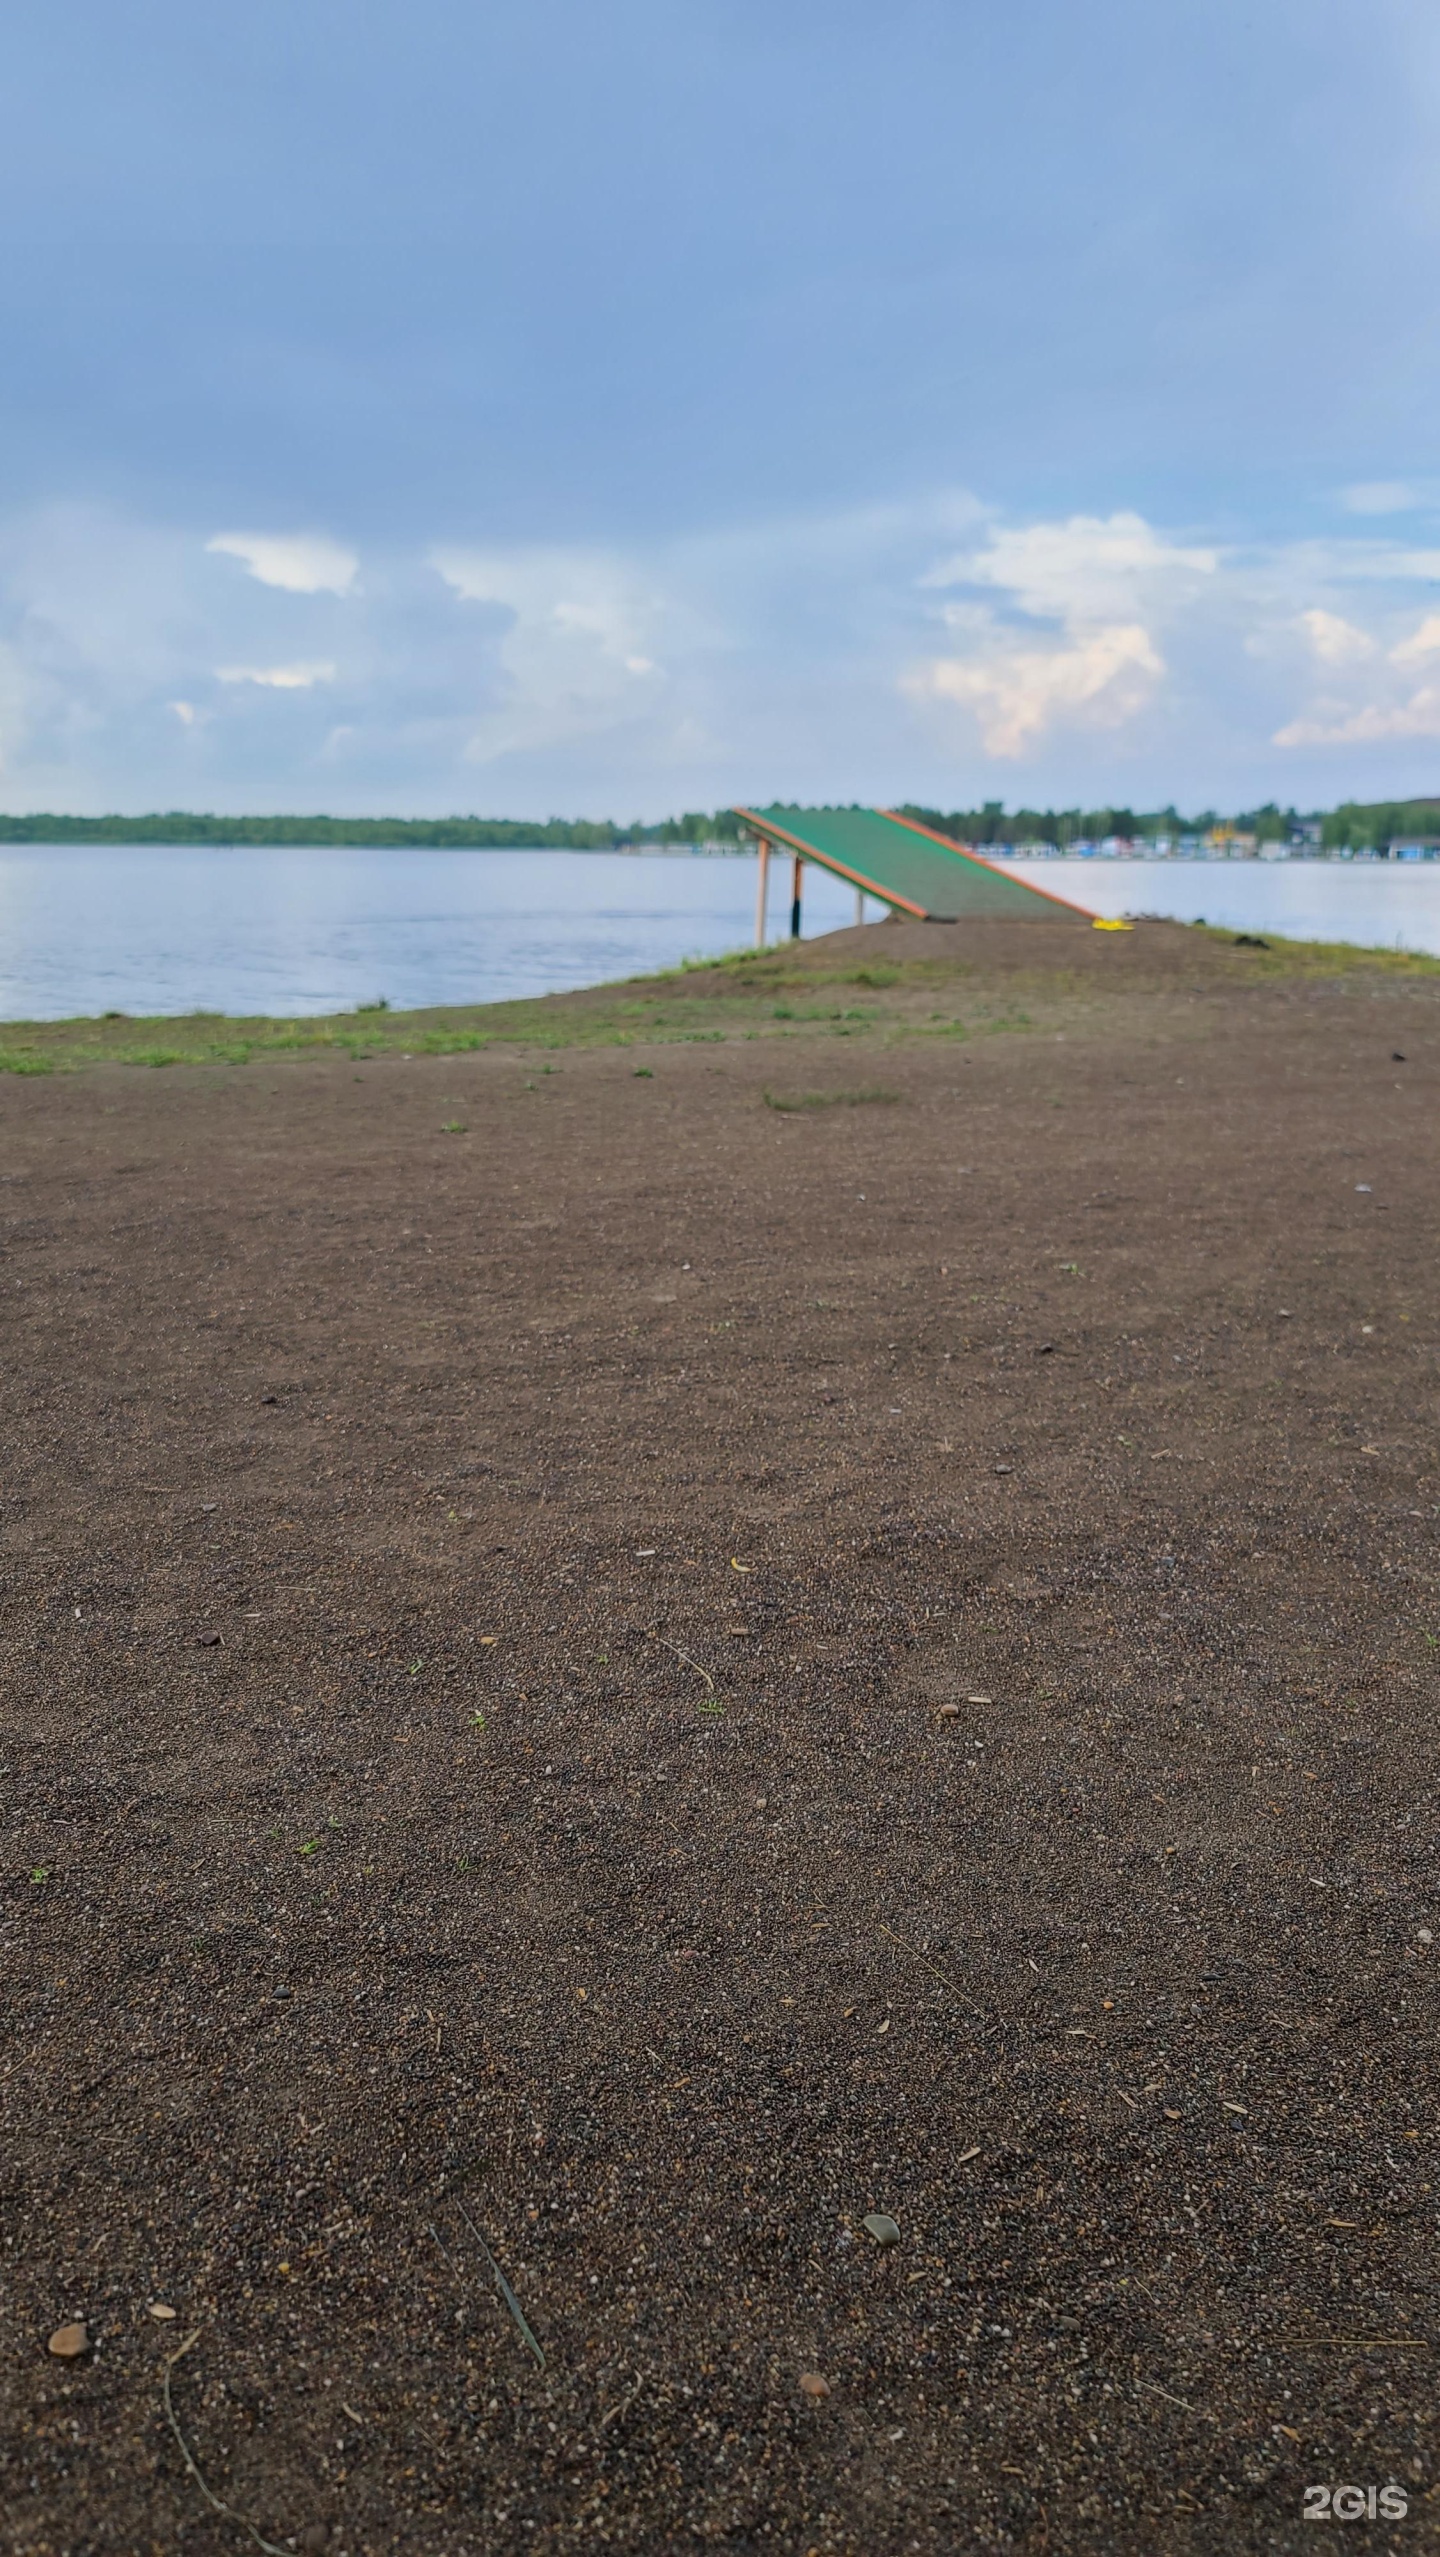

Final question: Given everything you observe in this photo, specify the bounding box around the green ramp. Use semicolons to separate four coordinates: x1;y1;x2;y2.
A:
733;805;1094;921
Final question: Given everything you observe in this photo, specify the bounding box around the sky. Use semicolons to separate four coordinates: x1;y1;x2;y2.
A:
2;0;1440;818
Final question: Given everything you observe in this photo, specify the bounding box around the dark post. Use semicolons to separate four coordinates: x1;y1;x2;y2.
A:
790;852;803;940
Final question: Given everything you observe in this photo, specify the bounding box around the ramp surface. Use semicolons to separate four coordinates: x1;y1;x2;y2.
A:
734;805;1093;921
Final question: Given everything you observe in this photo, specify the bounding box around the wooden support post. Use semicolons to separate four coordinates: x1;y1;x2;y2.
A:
790;852;803;940
753;838;771;947
853;886;865;928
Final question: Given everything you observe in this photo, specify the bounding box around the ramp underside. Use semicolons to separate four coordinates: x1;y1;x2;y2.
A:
736;805;1091;922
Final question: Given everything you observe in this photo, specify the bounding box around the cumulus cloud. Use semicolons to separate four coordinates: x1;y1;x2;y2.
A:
923;510;1216;622
1274;690;1440;746
906;624;1163;758
1297;608;1375;665
1389;613;1440;667
17;488;1440;810
431;544;670;760
206;532;358;595
904;510;1212;755
215;660;337;689
1274;604;1440;745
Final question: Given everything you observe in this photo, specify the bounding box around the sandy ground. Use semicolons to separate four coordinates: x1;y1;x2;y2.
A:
2;919;1438;2555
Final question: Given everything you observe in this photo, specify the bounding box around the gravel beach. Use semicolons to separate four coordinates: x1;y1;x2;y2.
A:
3;917;1436;2554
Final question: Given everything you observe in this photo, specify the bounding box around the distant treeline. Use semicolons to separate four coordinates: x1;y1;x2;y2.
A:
1319;798;1440;850
0;798;1437;849
902;797;1440;848
901;800;1267;845
0;810;744;848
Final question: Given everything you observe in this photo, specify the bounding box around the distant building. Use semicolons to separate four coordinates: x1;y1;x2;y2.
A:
1387;837;1440;860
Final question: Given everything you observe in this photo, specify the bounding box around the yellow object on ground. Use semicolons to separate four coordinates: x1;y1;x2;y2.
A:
1093;917;1135;931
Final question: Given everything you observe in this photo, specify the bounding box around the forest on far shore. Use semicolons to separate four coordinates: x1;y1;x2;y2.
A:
0;796;1434;849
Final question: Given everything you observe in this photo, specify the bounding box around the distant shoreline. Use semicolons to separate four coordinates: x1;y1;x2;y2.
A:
0;816;746;851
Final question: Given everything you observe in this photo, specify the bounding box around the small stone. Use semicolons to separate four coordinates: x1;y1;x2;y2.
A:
863;2213;901;2247
1419;1928;1433;1945
47;2321;89;2359
798;2371;831;2399
148;2302;177;2321
967;1694;993;1705
273;1984;292;2000
935;1703;961;1720
299;2527;331;2553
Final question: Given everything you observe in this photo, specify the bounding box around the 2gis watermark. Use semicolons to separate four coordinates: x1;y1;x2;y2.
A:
1303;2484;1409;2523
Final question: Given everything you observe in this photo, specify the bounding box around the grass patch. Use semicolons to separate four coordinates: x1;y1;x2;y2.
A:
2;917;1437;1076
762;1085;902;1112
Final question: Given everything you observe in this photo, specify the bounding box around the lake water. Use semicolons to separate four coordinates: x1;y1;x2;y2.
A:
989;855;1440;952
0;844;880;1021
0;843;1438;1021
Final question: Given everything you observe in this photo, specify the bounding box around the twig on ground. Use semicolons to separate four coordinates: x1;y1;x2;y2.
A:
599;2375;644;2431
1135;2377;1195;2412
161;2329;293;2557
455;2202;546;2370
879;1921;985;2013
649;1632;715;1693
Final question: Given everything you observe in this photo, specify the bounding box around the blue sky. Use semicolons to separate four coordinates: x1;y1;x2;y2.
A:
3;0;1440;816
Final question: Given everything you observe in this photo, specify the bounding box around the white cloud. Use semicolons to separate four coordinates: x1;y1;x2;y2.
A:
215;660;337;689
906;623;1164;758
1340;482;1416;516
1389;613;1440;666
1275;603;1440;745
206;531;358;595
1274;689;1440;746
17;486;1440;811
905;510;1207;755
432;544;670;760
922;510;1217;621
1297;608;1375;665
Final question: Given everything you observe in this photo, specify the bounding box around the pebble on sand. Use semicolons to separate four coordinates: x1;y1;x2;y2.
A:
798;2371;831;2398
47;2322;89;2359
863;2213;901;2247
